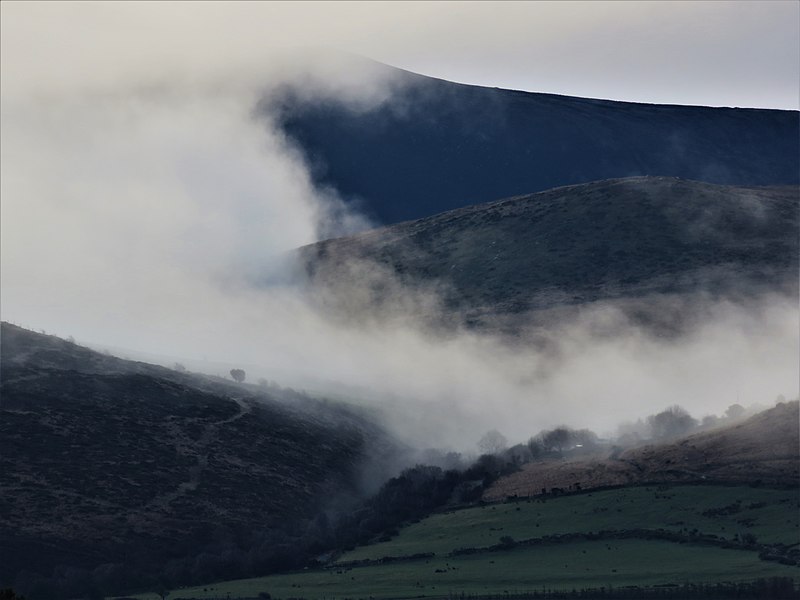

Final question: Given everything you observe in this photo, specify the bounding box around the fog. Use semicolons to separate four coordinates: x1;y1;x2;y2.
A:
2;19;798;452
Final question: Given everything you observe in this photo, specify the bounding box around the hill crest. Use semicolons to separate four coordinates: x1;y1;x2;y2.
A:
484;401;800;501
298;177;799;331
271;61;799;224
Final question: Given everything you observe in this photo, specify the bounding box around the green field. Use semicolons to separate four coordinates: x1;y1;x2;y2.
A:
337;485;799;561
124;485;799;600
131;541;799;600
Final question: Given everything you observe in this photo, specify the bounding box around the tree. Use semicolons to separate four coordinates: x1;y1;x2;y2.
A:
505;443;531;465
725;403;745;420
647;405;697;439
572;428;599;450
478;429;508;455
230;369;246;383
527;437;544;459
542;427;571;453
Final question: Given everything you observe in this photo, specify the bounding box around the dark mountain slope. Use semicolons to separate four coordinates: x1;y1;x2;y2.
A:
485;400;800;500
271;62;799;224
0;323;398;594
299;177;799;329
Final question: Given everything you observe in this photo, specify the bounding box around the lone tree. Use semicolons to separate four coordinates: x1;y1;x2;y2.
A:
230;368;246;383
478;429;508;455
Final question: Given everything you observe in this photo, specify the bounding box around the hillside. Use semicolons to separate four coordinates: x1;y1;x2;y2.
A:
130;484;800;599
0;323;398;596
299;177;799;329
484;401;800;501
271;62;799;224
119;405;799;598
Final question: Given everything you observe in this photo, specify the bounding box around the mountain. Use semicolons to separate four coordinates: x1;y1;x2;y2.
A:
298;177;799;330
0;323;398;596
270;62;799;224
485;400;800;501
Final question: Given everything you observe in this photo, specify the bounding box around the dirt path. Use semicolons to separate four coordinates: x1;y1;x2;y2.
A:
143;396;253;513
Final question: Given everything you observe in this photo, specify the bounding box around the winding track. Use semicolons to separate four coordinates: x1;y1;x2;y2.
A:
142;396;253;514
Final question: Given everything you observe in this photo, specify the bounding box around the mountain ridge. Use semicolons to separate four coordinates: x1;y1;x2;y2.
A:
270;61;799;224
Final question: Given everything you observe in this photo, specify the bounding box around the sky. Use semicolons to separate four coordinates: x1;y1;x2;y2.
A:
1;1;798;449
2;1;798;109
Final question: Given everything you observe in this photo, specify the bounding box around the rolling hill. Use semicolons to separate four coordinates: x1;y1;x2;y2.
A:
270;61;799;224
0;323;399;597
124;404;800;599
128;482;800;599
298;177;799;330
484;400;800;501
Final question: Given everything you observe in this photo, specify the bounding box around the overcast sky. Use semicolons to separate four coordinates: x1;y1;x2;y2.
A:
2;1;798;108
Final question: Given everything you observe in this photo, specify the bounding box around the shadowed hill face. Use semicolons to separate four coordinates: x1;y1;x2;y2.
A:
0;323;397;589
270;65;799;225
299;177;799;330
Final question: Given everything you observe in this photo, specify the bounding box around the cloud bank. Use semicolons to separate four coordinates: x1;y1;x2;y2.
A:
1;3;797;452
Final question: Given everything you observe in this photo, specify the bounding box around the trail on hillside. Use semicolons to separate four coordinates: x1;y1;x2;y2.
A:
142;396;253;514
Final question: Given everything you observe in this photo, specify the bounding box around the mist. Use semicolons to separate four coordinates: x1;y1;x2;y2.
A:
2;42;798;453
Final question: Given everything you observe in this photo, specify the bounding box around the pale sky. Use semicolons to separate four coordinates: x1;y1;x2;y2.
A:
2;1;798;108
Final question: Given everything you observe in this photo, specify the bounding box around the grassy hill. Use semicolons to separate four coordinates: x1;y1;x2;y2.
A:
125;484;799;599
0;323;399;597
339;484;798;562
117;404;799;599
485;401;799;501
271;61;799;224
299;177;798;329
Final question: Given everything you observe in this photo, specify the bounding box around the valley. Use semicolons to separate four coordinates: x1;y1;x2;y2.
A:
126;483;799;599
1;38;798;600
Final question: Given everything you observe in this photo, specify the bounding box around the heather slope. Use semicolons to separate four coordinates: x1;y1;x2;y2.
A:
299;177;799;329
0;323;397;589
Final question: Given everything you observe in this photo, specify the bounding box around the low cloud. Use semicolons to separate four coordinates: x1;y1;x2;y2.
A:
1;37;797;454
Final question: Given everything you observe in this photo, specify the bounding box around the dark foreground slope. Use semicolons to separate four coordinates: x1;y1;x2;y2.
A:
272;62;799;224
0;323;397;597
485;400;800;500
300;177;799;330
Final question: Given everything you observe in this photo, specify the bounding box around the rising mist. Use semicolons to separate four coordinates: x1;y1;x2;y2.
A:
1;49;797;454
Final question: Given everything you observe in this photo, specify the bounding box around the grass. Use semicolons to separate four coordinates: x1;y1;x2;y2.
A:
338;485;799;561
122;484;800;600
129;540;799;599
